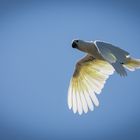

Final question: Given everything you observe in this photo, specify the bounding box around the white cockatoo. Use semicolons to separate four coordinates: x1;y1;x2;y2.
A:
68;40;140;115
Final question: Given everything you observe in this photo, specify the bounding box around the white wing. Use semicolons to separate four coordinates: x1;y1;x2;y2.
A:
94;40;130;63
94;40;130;76
68;55;114;115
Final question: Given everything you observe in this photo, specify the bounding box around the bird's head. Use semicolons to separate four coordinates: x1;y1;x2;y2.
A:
72;39;93;53
72;40;85;49
72;40;79;48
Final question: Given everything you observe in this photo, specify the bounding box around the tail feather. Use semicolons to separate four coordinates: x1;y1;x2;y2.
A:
124;58;140;71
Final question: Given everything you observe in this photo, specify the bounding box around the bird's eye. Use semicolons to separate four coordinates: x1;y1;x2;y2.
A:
75;40;79;43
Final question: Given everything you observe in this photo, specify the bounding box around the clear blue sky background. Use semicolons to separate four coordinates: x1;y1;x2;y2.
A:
1;0;140;140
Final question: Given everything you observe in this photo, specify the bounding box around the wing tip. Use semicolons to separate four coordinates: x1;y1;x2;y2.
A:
68;104;72;110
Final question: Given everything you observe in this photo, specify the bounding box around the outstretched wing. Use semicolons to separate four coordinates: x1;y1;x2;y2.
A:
94;40;130;76
68;55;114;115
94;40;130;63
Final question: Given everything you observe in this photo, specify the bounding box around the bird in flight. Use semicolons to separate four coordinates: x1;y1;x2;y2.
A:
68;40;140;115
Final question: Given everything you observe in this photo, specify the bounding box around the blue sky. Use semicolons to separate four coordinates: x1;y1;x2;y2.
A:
1;0;140;140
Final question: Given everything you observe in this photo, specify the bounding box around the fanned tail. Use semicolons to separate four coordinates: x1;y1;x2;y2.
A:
124;58;140;71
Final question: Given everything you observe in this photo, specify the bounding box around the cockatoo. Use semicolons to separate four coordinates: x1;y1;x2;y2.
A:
68;40;140;115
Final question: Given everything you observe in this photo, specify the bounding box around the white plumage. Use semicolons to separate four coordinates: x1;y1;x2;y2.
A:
68;39;140;115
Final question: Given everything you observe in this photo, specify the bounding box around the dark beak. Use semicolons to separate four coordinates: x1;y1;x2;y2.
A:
72;42;77;48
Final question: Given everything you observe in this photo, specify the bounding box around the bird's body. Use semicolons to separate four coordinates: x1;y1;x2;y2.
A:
68;39;140;115
72;40;131;76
